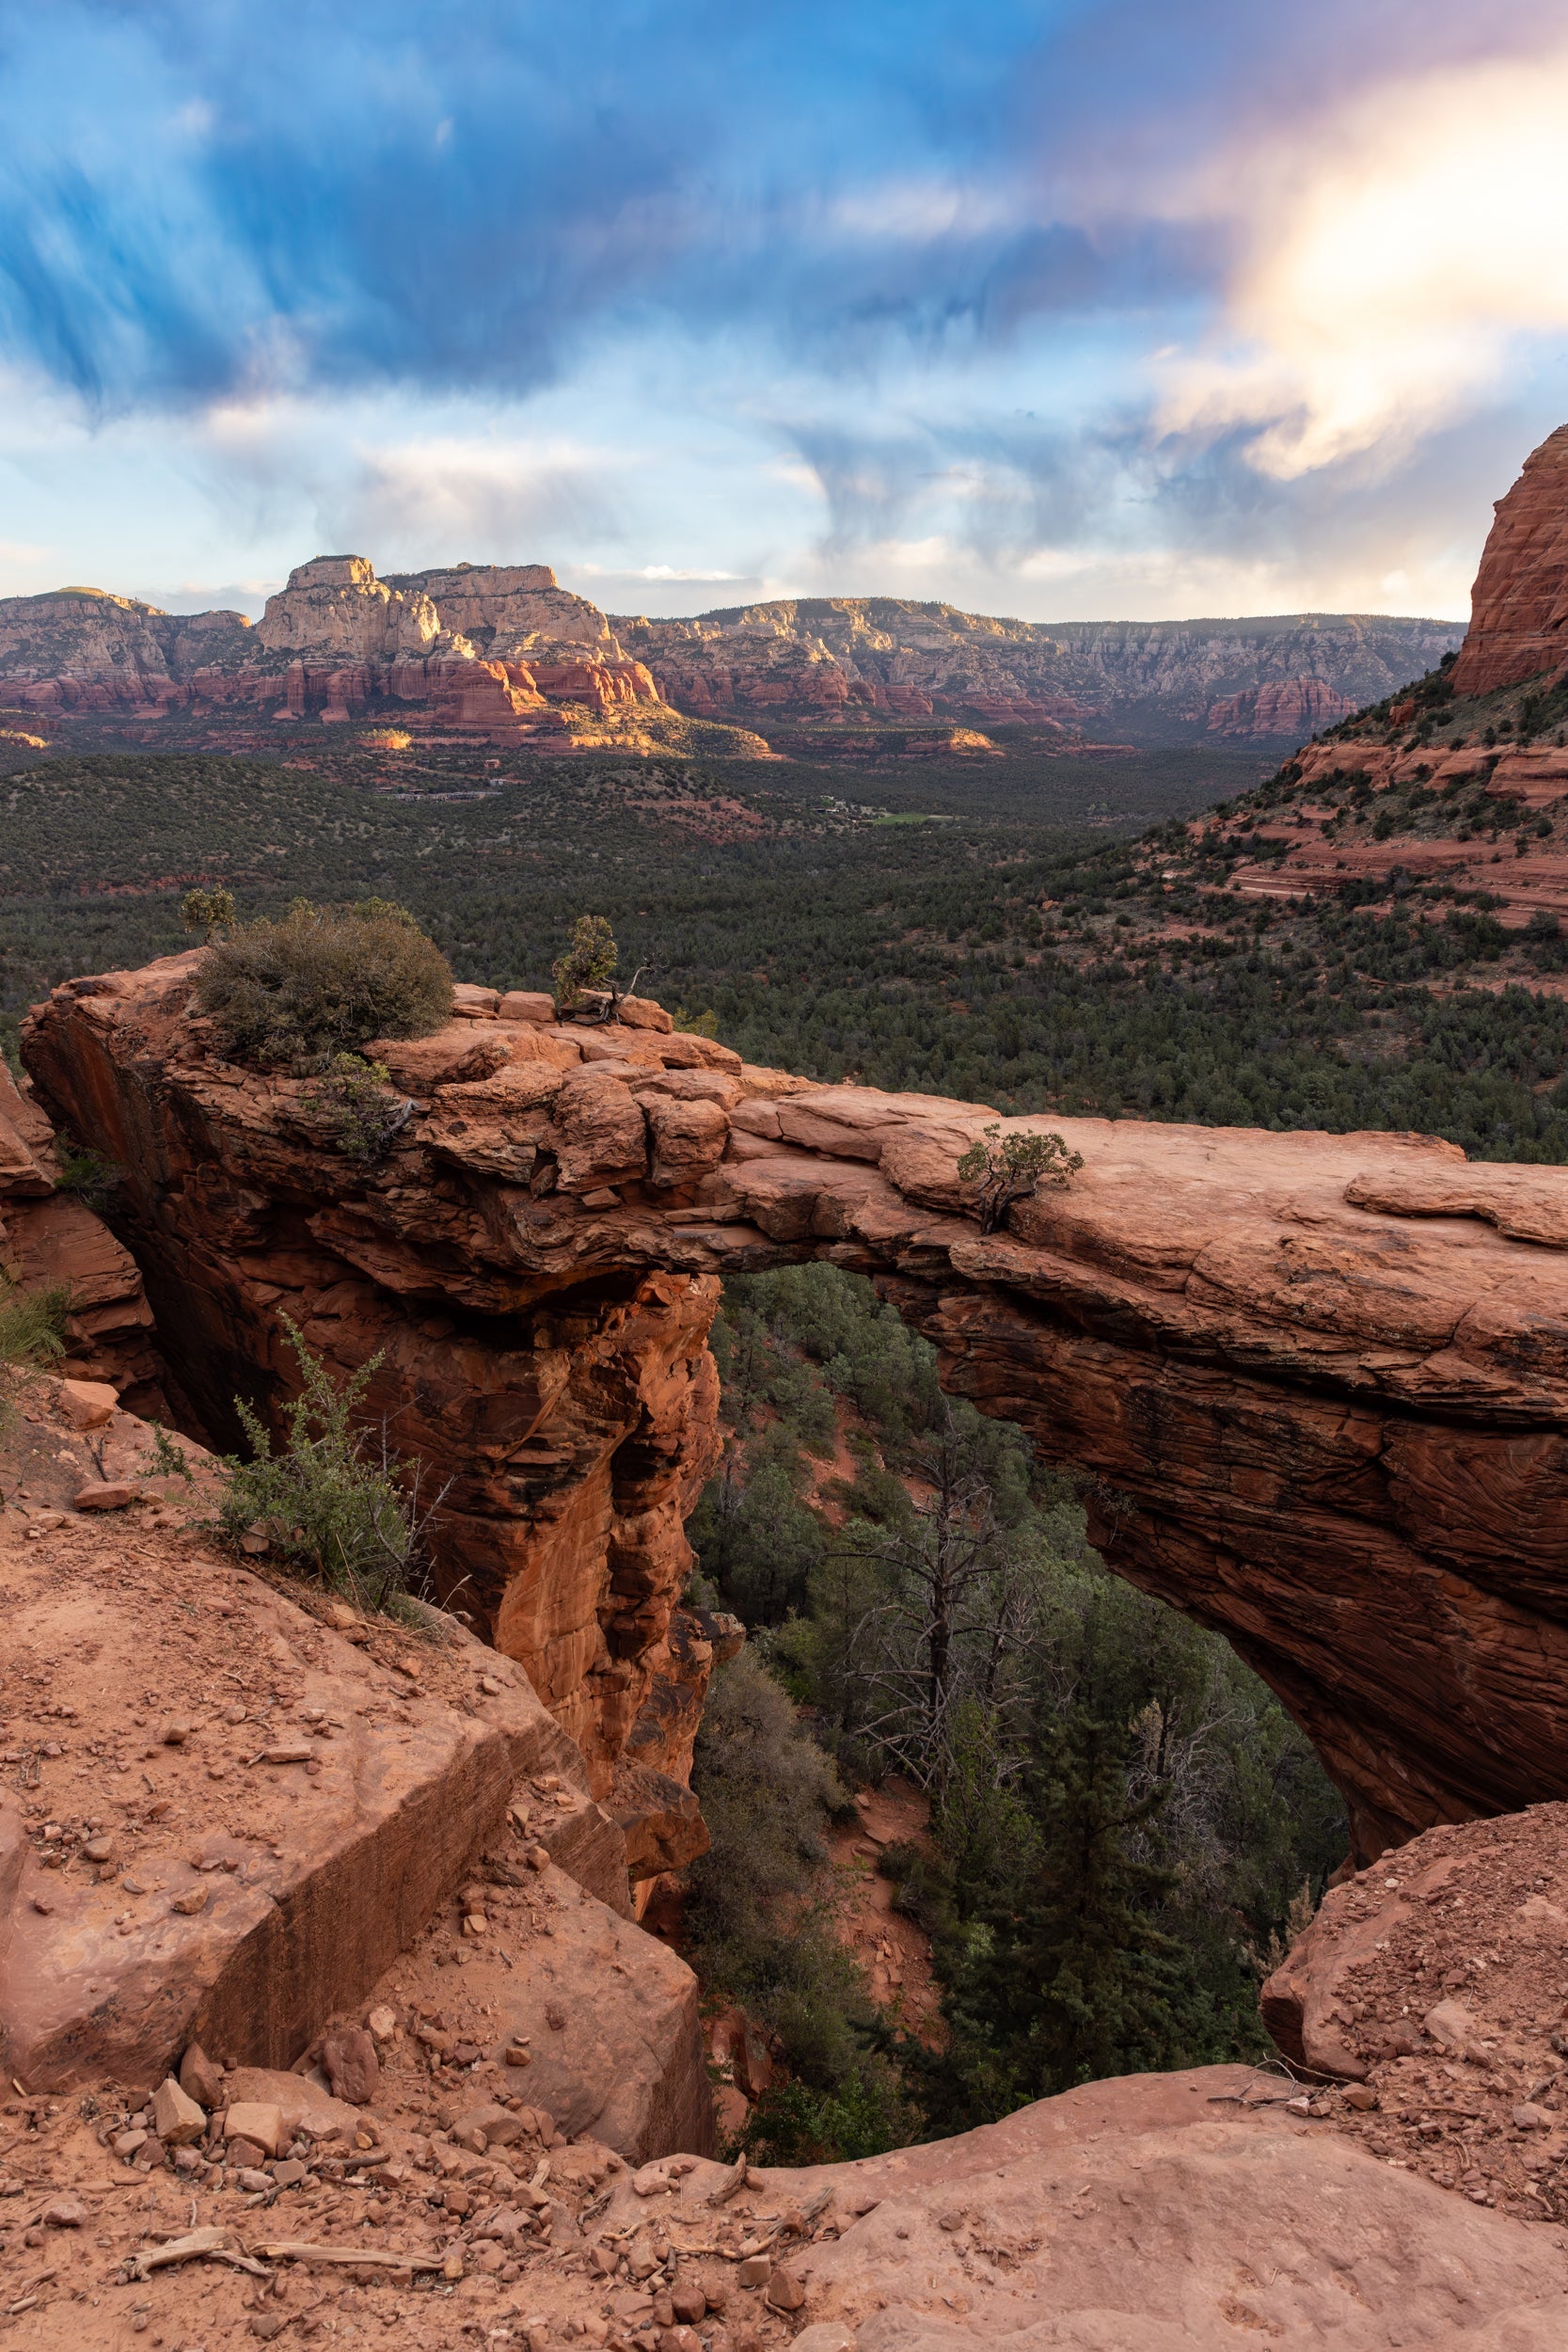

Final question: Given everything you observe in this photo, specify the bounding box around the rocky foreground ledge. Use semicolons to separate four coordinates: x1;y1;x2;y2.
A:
25;951;1568;1861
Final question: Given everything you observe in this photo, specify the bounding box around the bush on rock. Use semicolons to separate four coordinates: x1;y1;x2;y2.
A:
194;898;452;1068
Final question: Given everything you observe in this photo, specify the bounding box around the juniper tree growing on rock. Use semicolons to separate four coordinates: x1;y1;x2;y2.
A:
957;1123;1084;1233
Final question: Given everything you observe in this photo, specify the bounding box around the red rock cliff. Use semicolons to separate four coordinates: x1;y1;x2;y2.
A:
27;958;1568;1864
1449;421;1568;696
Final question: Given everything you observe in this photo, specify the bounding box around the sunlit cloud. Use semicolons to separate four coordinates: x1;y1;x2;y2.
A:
1161;40;1568;475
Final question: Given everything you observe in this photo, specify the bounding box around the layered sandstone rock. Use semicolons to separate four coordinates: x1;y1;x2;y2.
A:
613;602;1463;734
1205;675;1358;738
0;588;254;710
29;956;1568;1862
255;555;442;663
2;566;1460;741
0;557;659;736
1450;422;1568;697
0;1057;166;1410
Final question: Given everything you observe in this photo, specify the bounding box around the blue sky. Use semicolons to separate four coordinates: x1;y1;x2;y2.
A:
3;0;1568;622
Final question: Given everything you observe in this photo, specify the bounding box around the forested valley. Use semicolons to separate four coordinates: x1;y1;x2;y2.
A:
679;1266;1345;2162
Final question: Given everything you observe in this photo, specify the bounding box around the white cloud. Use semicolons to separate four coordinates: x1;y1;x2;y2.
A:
1158;40;1568;475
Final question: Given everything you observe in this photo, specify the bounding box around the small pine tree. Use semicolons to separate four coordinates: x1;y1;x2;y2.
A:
552;914;617;1013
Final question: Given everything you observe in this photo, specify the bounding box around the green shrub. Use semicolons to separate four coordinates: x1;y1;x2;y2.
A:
194;899;451;1068
53;1136;119;1214
181;884;236;941
300;1053;408;1162
0;1269;70;1438
218;1322;433;1613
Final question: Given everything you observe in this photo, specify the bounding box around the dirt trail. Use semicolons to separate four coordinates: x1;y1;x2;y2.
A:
826;1782;942;2047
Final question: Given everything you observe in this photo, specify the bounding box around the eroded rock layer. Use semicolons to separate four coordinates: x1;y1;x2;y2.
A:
1450;422;1568;697
26;957;1568;1860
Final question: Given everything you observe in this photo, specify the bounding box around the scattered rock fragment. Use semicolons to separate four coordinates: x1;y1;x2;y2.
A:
321;2023;379;2105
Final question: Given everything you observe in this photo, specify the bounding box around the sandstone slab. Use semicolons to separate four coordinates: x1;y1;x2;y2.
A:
0;1501;602;2093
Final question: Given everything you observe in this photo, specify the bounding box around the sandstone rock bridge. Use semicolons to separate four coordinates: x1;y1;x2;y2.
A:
26;955;1568;1865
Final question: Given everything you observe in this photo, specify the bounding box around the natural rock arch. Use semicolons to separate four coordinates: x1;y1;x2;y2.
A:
26;954;1568;1864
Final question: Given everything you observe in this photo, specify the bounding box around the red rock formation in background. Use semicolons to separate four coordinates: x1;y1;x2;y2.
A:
1205;676;1358;739
0;557;662;743
27;957;1568;1866
0;564;1463;742
1450;423;1568;697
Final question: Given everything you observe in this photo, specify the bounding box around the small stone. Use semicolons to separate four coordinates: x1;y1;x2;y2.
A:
55;1376;119;1430
764;2269;806;2313
504;2044;533;2068
151;2075;207;2146
113;2128;149;2159
162;1720;193;1746
322;2024;380;2106
30;1895;54;1915
74;1481;138;1512
180;2042;225;2107
394;1654;423;1679
1342;2084;1379;2111
171;1885;209;1915
546;2005;566;2031
325;1602;358;1630
272;2158;309;2187
366;2004;399;2043
40;2195;87;2228
671;2289;705;2325
480;1675;503;1695
463;1912;489;1936
227;2137;267;2169
526;1845;550;1872
1513;2103;1552;2129
441;2249;466;2280
237;2166;274;2193
736;2257;770;2287
83;1834;115;1862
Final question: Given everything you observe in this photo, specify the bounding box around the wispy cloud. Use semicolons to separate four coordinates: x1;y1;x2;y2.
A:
0;0;1564;617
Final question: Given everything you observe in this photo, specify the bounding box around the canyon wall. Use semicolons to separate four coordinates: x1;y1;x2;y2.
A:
0;564;1462;743
611;603;1464;738
25;957;1568;1864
